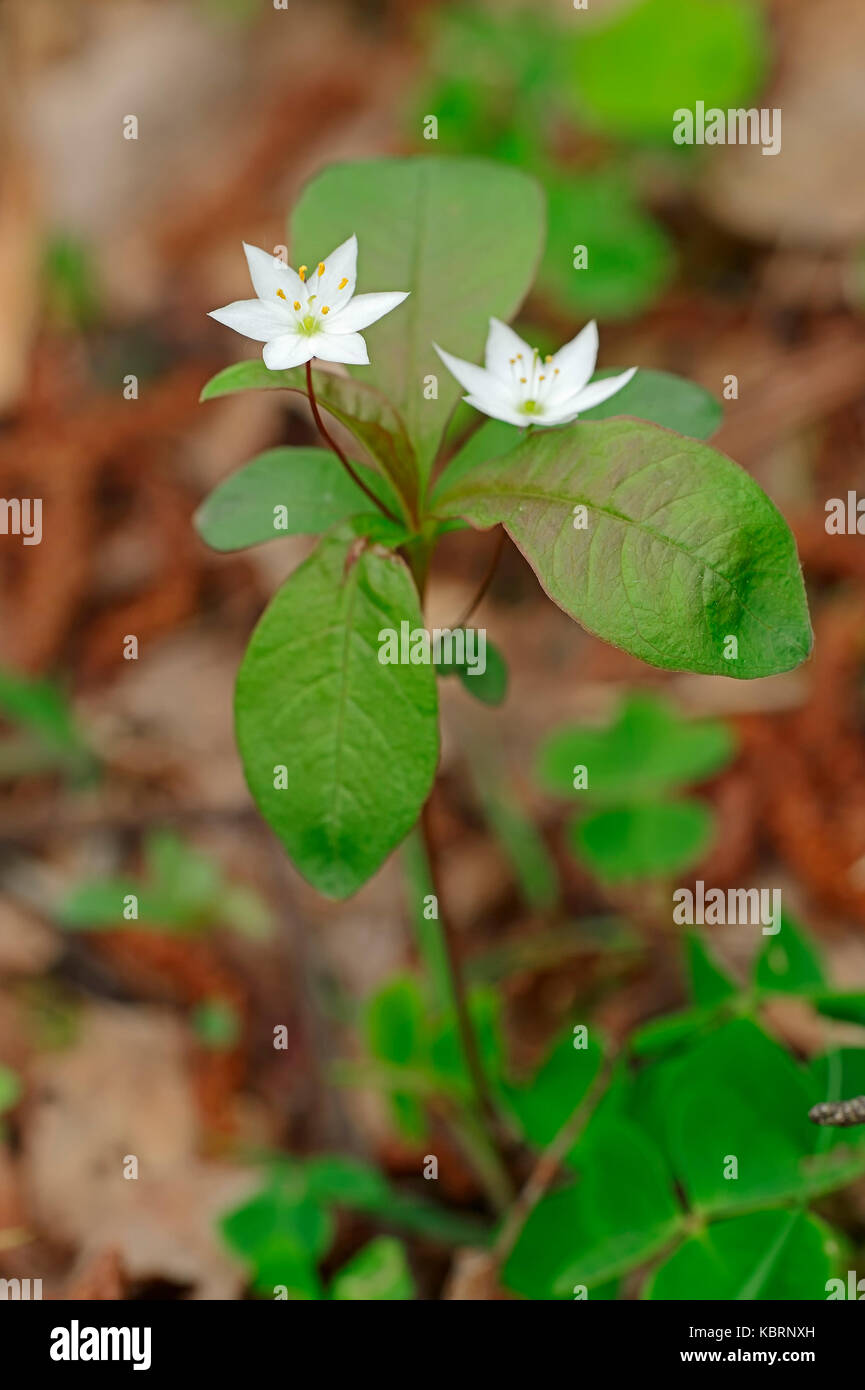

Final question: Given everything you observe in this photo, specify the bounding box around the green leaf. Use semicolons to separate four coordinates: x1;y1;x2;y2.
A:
504;1115;681;1298
434;419;813;679
0;1066;20;1114
435;630;508;706
645;1209;841;1301
366;976;427;1067
221;1173;334;1299
569;0;768;143
478;785;558;910
581;369;722;439
195;448;402;552
686;933;738;1008
200;360;417;522
572;799;713;884
235;530;439;898
432;371;722;504
190;999;241;1050
812;992;865;1027
502;1029;603;1149
302;1154;491;1247
540;172;673;319
537;693;734;803
753;914;826;995
291;156;545;480
330;1237;415;1301
660;1020;865;1216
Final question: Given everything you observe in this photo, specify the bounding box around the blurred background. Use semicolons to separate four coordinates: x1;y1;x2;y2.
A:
2;0;865;1300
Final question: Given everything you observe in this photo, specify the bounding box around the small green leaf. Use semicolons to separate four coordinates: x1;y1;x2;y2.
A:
200;361;417;521
330;1237;415;1301
569;0;768;143
291;156;545;480
541;172;673;320
581;369;722;439
753;914;826;995
537;693;734;803
191;999;241;1051
221;1173;333;1299
504;1115;681;1298
435;419;813;679
194;448;400;551
366;976;427;1068
235;530;439;898
686;933;738;1008
572;799;713;884
645;1209;841;1301
435;630;508;706
0;1066;21;1114
502;1029;603;1149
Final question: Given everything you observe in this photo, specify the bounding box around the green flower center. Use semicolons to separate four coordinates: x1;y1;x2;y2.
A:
298;314;319;336
519;399;539;415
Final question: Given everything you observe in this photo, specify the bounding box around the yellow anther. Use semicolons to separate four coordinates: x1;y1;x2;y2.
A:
293;300;301;310
321;305;330;314
545;354;553;362
554;368;560;375
276;288;286;300
317;262;325;277
338;277;348;290
517;353;523;359
308;294;317;302
520;377;527;384
539;374;546;381
298;265;308;281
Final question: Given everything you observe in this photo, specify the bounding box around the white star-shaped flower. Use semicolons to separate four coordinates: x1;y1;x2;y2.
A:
434;318;637;428
208;235;409;370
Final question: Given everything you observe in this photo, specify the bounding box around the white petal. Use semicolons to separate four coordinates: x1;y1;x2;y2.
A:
433;344;516;411
312;332;370;366
484;317;532;379
568;367;638;414
549;321;599;397
209;299;289;342
329;291;409;334
462;394;532;427
243;242;306;307
314;235;358;314
262;334;316;370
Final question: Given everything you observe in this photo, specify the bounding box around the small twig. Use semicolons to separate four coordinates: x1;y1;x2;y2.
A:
453;527;505;630
304;360;400;525
493;1050;617;1266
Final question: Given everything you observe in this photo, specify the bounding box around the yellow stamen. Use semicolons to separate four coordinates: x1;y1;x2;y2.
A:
298;265;308;281
317;262;325;277
338;277;348;290
520;377;527;384
276;288;286;300
321;305;330;315
554;369;560;375
539;374;545;381
545;354;552;363
293;300;301;310
308;294;317;302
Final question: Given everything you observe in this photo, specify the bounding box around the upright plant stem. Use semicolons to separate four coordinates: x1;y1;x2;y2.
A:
418;798;507;1143
304;361;400;525
454;526;505;629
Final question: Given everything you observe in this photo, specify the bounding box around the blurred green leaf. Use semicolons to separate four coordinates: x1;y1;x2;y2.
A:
330;1236;414;1301
221;1173;333;1299
581;369;722;439
569;0;768;143
540;172;673;319
504;1115;681;1297
42;234;100;329
645;1208;841;1300
572;799;713;883
537;693;734;803
191;999;241;1051
0;1066;20;1114
686;933;738;1007
435;633;508;707
752;914;826;995
502;1028;603;1149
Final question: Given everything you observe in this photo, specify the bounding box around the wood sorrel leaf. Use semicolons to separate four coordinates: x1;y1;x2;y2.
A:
235;531;439;898
645;1209;839;1301
571;799;713;884
330;1237;415;1301
200;360;417;523
434;420;813;679
290;156;545;483
194;447;403;552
